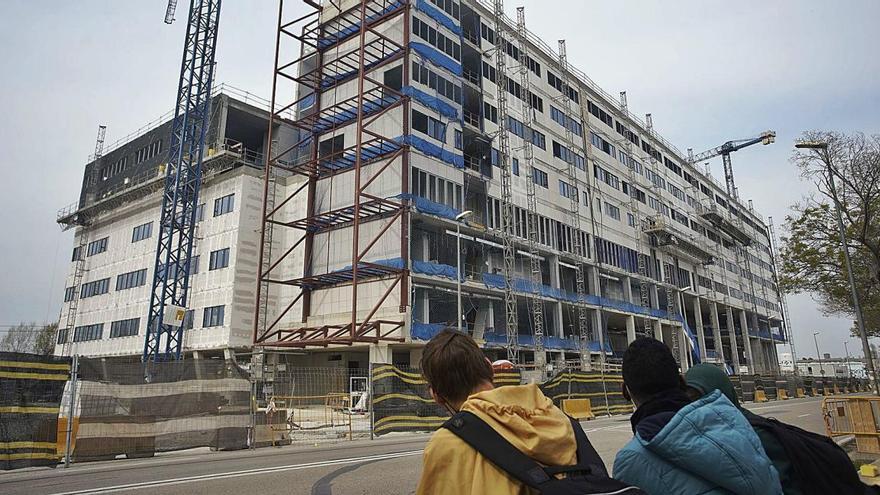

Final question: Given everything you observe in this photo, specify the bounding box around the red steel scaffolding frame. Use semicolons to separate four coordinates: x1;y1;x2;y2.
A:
254;0;411;348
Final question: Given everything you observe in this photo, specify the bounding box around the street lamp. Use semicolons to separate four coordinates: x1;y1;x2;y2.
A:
844;341;853;378
796;140;879;394
813;331;824;378
455;210;473;333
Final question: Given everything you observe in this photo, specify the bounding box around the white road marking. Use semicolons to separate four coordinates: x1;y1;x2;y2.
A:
49;450;423;495
798;413;811;418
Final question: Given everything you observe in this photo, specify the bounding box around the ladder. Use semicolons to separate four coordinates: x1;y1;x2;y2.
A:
618;92;652;336
257;143;278;340
515;8;545;368
492;0;519;364
557;40;591;370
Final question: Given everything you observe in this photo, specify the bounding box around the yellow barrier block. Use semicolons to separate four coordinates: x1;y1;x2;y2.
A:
562;399;595;421
796;388;806;398
778;389;790;400
834;386;841;395
754;390;768;403
860;464;879;478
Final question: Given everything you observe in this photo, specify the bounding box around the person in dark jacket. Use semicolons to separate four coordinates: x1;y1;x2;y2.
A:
613;338;782;494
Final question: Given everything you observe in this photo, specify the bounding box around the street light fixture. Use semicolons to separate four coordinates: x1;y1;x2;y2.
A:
455;210;473;333
795;140;879;394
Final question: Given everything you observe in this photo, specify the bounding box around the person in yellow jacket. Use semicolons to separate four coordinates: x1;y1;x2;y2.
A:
416;329;580;495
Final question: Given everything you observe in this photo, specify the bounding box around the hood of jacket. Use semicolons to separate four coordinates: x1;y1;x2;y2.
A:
460;383;577;467
686;363;740;407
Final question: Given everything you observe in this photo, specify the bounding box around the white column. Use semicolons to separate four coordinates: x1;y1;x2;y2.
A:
710;302;725;363
370;343;391;365
653;319;663;342
678;325;691;372
626;315;637;344
726;306;741;373
622;276;634;303
739;309;754;374
693;297;707;361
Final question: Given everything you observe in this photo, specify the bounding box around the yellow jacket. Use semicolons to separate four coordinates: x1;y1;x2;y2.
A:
416;384;577;495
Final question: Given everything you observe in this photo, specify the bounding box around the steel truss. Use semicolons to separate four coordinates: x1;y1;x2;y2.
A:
254;0;410;349
144;0;221;363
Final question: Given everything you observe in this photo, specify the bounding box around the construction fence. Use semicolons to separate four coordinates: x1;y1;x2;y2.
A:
1;350;874;470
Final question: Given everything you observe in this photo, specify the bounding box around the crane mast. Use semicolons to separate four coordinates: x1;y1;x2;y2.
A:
690;131;775;198
144;0;222;363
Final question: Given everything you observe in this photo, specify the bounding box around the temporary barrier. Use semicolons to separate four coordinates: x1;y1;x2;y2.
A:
562;399;595;420
540;370;631;416
0;352;70;470
823;396;880;454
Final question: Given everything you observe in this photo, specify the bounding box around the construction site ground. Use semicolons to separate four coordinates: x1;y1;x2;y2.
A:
2;395;844;495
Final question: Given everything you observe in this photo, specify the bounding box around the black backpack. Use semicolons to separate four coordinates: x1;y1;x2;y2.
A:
747;413;879;495
443;411;645;495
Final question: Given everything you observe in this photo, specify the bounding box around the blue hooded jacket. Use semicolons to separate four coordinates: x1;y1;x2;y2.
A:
613;389;782;495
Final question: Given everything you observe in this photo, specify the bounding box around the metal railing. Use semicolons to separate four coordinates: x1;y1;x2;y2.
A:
823;395;880;454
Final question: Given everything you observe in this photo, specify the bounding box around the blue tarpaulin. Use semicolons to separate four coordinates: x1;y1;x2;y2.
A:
402;86;459;120
396;193;461;221
412;260;462;281
318;1;404;49
395;135;464;168
414;0;462;36
410;42;462;76
320;139;402;172
411;322;447;340
312;95;400;134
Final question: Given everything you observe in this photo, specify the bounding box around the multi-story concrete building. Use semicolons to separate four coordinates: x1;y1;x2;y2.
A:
55;87;292;360
253;0;787;374
56;1;786;375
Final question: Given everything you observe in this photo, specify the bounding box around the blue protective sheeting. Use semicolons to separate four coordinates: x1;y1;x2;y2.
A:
412;260;462;281
410;42;462;76
411;322;447;341
321;50;404;89
395;135;465;168
320;139;402;172
677;315;702;364
483;331;610;352
402;86;459;120
396;193;461;221
299;92;316;111
312;95;400;134
318;1;405;49
414;0;462;36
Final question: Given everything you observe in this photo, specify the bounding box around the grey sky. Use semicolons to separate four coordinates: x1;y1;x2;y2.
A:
1;1;877;358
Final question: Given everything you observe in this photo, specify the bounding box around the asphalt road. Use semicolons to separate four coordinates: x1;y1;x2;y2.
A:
2;396;833;495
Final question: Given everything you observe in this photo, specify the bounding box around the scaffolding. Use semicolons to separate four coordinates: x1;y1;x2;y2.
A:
515;7;544;367
492;0;519;364
254;0;410;348
556;40;592;369
768;216;795;365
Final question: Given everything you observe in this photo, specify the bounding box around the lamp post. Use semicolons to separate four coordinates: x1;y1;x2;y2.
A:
455;210;473;333
813;331;824;378
796;140;879;394
844;341;853;378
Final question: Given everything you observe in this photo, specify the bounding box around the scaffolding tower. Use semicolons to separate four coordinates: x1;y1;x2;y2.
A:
768;216;796;366
556;40;592;369
515;7;545;367
491;0;520;364
254;0;410;348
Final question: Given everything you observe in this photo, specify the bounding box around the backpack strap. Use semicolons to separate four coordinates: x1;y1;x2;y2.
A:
545;417;609;477
443;411;553;489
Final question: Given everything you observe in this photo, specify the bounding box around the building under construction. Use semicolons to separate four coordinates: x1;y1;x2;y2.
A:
56;0;787;375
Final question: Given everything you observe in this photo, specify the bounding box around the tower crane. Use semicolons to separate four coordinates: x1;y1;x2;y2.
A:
144;0;222;364
689;130;776;198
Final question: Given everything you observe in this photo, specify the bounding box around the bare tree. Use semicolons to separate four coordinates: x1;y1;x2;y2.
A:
0;323;39;353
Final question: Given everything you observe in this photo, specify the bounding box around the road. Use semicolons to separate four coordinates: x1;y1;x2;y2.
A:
2;396;832;495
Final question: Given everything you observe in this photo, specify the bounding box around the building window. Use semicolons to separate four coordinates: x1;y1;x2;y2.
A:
512;158;519;176
604;201;621;221
131;222;153;243
412;61;462;104
627;213;636;227
57;328;69;344
81;278;110;298
531;167;548;188
214;194;235;217
63;286;76;302
110;318;140;338
552;141;585;170
428;0;460;19
203;305;225;327
412;110;447;142
593;163;620;190
483;102;498;124
73;323;103;342
558;180;578;200
71;246;82;262
196;203;205;222
412;16;461;61
183;309;195;331
454;129;462;150
86;237;108;257
116;269;147;291
209;248;230;271
191;255;200;275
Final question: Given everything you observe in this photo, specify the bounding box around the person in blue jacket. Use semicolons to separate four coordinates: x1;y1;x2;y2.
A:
613;338;782;495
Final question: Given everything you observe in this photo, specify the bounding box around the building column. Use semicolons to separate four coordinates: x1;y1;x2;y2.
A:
626;315;637;344
649;284;659;309
710;302;725;363
548;256;564;338
739;309;755;374
693;296;707;361
653;319;663;342
751;312;764;372
370;343;391;365
587;265;601;296
678;325;691;372
726;306;741;373
410;347;424;368
622;276;634;303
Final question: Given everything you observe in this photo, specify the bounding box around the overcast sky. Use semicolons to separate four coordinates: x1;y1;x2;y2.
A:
1;1;877;359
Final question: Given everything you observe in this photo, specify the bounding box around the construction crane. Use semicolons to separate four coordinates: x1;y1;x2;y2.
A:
689;131;776;198
144;0;222;364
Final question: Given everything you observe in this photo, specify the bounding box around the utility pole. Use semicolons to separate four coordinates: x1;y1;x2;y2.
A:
813;331;824;378
796;140;879;395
